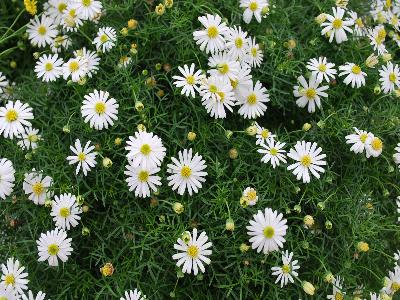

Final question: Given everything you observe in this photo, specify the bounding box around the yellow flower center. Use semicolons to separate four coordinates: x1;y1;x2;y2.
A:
335;292;344;300
261;129;270;138
4;274;15;286
391;281;400;292
58;2;67;12
230;79;238;89
218;63;229;75
246;190;257;201
386;0;392;8
270;148;278;156
69;8;77;17
281;264;291;274
78;152;86;161
5;109;18;122
207;26;218;38
247;93;257;105
186;75;195;85
32;182;44;195
360;133;368;143
138;170;149;182
355;18;364;27
389;72;397;82
100;34;109;43
48;243;60;255
216;91;225;102
332;18;343;29
251;47;258;57
235;37;243;48
45;62;53;71
351;65;361;75
318;64;327;72
209;84;218;93
371;137;383;151
59;207;70;218
82;0;91;6
140;144;151;155
249;1;258;11
69;61;79;72
0;297;7;300
95;102;106;114
263;226;275;238
180;165;192;178
378;28;387;40
28;134;38;142
305;88;316;99
38;25;47;35
301;154;312;167
187;245;199;258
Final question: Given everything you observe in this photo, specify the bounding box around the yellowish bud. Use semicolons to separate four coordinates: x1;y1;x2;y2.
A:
102;157;112;168
127;19;138;29
100;263;114;277
225;218;235;231
302;123;312;131
303;215;314;227
155;3;165;15
302;281;315;295
172;202;184;214
245;125;257;136
357;241;369;252
365;54;379;68
187;131;196;141
315;13;327;24
229;148;238;160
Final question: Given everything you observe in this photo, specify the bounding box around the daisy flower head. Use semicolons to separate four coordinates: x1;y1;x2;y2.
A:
237;80;269;119
51;193;82;230
124;162;161;198
320;7;353;44
255;122;276;145
193;14;228;54
0;284;17;300
17;127;41;150
73;47;100;78
287;141;327;183
245;37;263;68
36;227;73;267
118;56;132;69
66;139;97;176
125;131;166;169
365;134;383;158
51;35;72;53
45;0;69;25
242;187;258;206
347;10;366;37
93;26;117;53
208;51;240;82
258;139;287;168
62;56;88;82
338;62;367;88
240;0;268;24
23;170;53;205
172;63;204;98
293;74;329;113
382;266;400;296
327;276;345;300
230;64;253;99
70;0;102;20
367;26;388;55
379;62;400;94
306;57;337;83
26;15;58;47
0;158;15;200
61;6;84;32
120;289;146;300
34;54;63;82
81;90;119;130
0;100;34;139
1;257;29;296
167;148;207;196
22;291;46;300
172;228;212;275
200;75;236;119
225;26;249;60
247;207;288;254
345;127;373;154
271;250;300;288
393;143;400;166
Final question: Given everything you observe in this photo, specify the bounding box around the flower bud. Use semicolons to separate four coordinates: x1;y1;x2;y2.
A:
324;272;334;283
245;125;257;136
357;241;369;252
114;137;122;146
382;53;392;62
63;125;70;133
102;157;112;168
225;218;235;231
155;3;165;15
315;13;327;24
82;205;89;213
293;204;301;213
135;101;144;111
100;263;114;277
76;195;84;205
225;130;233;139
365;54;379;68
187;131;196;141
302;281;315;295
82;226;90;236
120;27;128;36
302;123;312;131
303;215;314;227
181;231;191;244
137;124;146;132
127;19;138;29
229;148;238;160
325;220;333;229
164;0;173;8
172;202;184;214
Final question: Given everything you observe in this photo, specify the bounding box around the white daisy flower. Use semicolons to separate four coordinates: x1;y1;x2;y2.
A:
51;193;82;230
365;135;383;158
34;54;63;82
124;162;162;198
193;14;228;54
246;207;288;254
367;26;388;55
23;170;53;205
306;57;337;83
230;64;253;99
387;11;400;29
393;143;400;166
345;127;373;154
255;122;276;145
81;90;119;130
0;284;17;300
125;131;166;169
45;0;69;25
51;35;72;53
66;139;97;176
293;74;329;113
379;62;400;94
347;10;366;37
327;276;345;300
237;80;269;119
120;289;146;300
118;56;132;68
93;27;117;53
172;63;204;98
240;0;268;24
17;127;41;150
258;139;287;168
70;0;102;20
320;7;353;44
271;250;300;288
61;6;84;32
172;228;212;275
26;15;58;48
36;228;73;267
167;148;207;196
382;266;400;296
225;26;249;60
22;290;46;300
208;51;240;82
0;72;9;95
287;141;327;183
338;62;367;88
1;257;29;296
73;47;100;78
245;37;263;68
242;187;258;206
0;158;15;200
200;76;236;119
62;56;88;82
0;100;34;139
